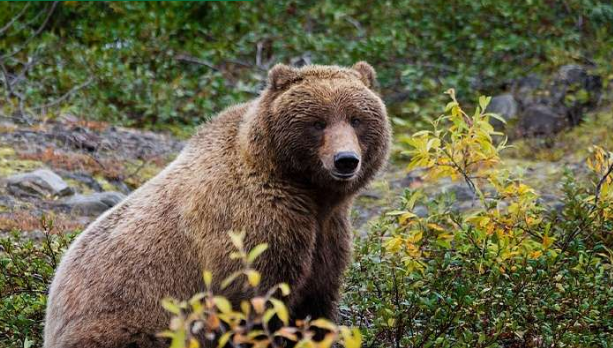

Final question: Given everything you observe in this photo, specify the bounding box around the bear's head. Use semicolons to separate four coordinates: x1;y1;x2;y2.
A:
243;62;390;195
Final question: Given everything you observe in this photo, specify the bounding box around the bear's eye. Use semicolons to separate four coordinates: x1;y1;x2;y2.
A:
350;117;361;127
313;121;326;131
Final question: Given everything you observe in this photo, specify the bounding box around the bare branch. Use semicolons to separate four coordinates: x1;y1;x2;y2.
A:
1;1;59;60
31;77;93;111
0;2;31;36
175;53;218;71
0;57;28;120
0;58;16;100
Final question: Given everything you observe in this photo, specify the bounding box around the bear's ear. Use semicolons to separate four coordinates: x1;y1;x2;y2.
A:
352;61;377;88
267;64;299;91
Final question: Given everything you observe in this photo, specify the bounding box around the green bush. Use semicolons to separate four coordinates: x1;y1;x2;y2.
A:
1;1;612;129
0;217;75;348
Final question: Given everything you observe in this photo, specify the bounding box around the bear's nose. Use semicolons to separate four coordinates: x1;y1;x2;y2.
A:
334;152;360;174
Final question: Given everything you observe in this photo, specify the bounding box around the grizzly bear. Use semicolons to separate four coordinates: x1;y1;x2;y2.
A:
44;62;390;348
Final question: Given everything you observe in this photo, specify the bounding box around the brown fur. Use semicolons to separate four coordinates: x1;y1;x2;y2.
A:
44;62;390;348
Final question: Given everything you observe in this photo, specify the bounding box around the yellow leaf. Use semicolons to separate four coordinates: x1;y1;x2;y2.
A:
245;269;261;287
316;333;336;348
278;283;291;296
188;338;200;348
542;233;555;249
240;300;251;315
217;332;232;348
296;339;316;348
169;328;186;348
427;223;445;232
270;298;289;325
340;327;362;348
407;230;423;243
275;327;299;341
156;330;176;339
399;212;418;225
203;271;213;288
310;318;337;332
213;296;233;314
263;308;276;324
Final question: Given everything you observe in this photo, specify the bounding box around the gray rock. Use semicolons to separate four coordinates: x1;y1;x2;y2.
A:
555;64;588;86
57;171;103;192
0;195;16;211
451;200;480;213
65;191;126;216
551;64;602;126
513;74;543;107
486;94;518;129
7;169;74;198
440;183;476;202
413;205;428;218
487;94;518;121
517;104;568;137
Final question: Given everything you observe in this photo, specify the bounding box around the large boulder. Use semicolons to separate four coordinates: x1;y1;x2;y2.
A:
513;74;543;107
550;64;602;126
64;191;125;216
516;104;568;137
506;64;602;138
7;169;74;198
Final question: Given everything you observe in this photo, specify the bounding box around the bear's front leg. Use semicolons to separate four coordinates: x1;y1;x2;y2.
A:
290;211;352;323
246;214;318;302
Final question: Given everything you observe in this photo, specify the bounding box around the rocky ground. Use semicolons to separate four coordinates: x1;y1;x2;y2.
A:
0;64;611;239
0;116;183;238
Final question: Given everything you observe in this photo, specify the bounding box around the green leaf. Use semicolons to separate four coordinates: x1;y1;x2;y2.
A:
220;272;240;289
478;95;491;111
247;243;268;263
161;298;181;315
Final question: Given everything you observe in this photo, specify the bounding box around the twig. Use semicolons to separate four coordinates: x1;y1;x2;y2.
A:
31;77;93;111
0;58;16;102
0;57;28;120
0;2;31;36
344;16;365;38
175;53;218;71
594;161;613;206
0;1;59;60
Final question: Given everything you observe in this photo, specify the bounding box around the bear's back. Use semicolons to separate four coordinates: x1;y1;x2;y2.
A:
44;102;255;347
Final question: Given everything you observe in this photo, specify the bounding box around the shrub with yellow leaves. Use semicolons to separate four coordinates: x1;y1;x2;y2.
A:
159;231;362;348
342;91;613;347
393;89;552;273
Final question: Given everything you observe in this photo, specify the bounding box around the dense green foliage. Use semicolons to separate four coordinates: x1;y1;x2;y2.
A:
1;1;612;130
0;219;75;348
